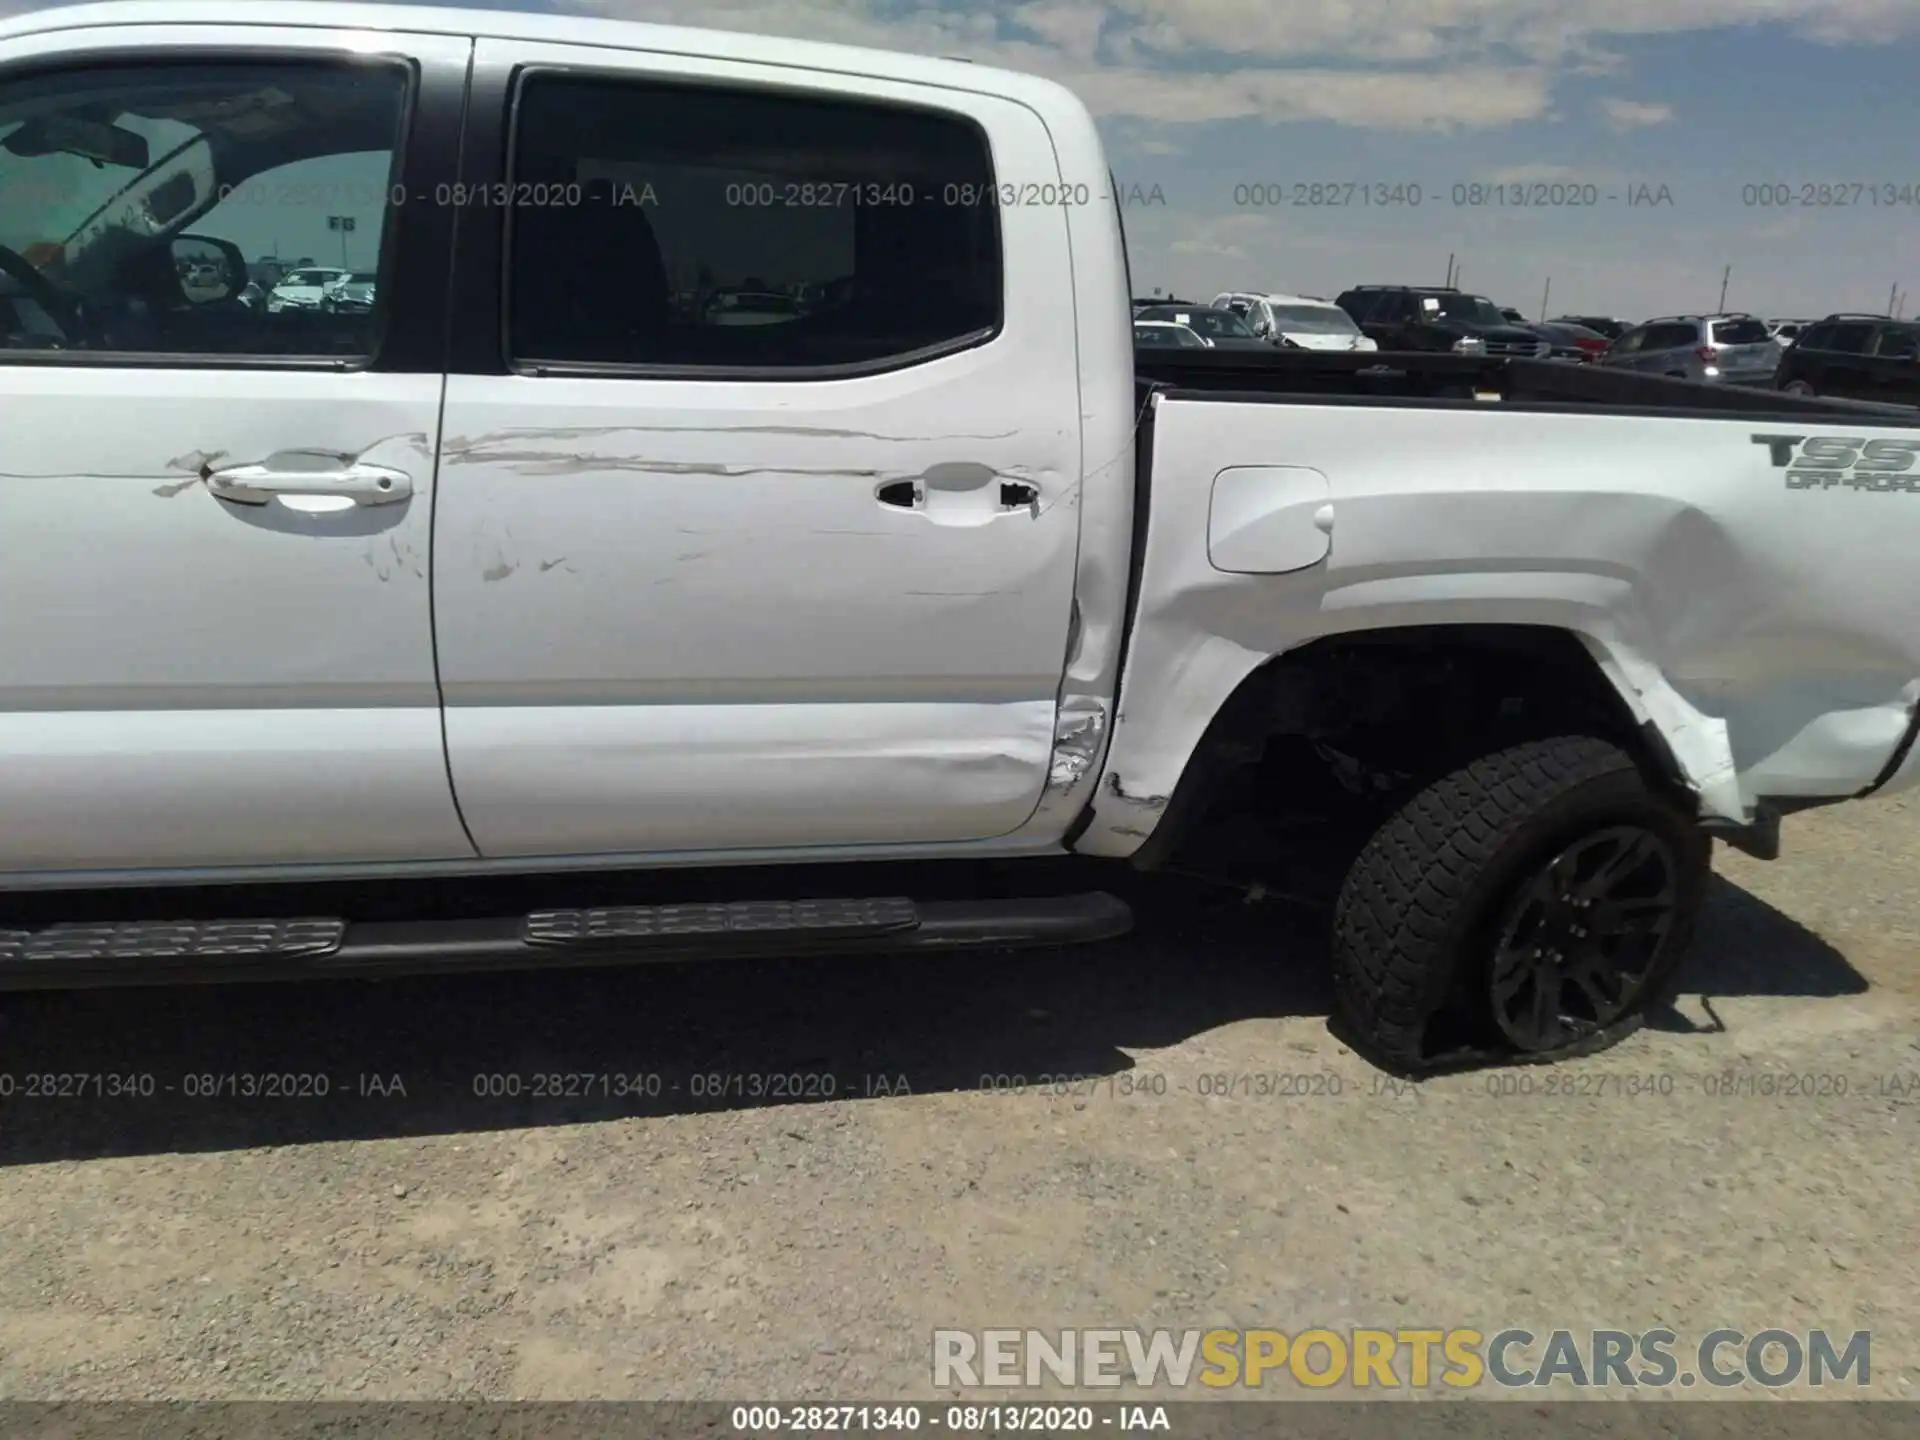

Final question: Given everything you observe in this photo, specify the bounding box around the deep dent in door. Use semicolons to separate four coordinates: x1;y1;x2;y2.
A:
430;412;1082;855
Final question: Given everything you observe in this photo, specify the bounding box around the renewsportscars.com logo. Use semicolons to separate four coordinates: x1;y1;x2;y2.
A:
932;1327;1872;1391
1753;433;1920;490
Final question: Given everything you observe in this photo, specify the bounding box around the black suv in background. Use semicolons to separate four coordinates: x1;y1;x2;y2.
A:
1775;314;1920;407
1335;285;1550;358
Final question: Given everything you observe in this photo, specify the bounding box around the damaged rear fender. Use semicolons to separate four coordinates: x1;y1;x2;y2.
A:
1069;624;1793;861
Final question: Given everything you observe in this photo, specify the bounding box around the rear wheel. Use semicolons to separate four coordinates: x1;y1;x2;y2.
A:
1330;736;1707;1072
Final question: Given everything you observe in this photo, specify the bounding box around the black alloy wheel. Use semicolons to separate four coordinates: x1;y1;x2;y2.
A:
1486;824;1680;1051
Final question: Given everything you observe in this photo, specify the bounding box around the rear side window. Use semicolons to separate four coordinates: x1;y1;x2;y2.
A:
505;72;1003;373
1817;323;1876;354
1710;318;1769;344
1643;323;1698;349
1875;327;1920;359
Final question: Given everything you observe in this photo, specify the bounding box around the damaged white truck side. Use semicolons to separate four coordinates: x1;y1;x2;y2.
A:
3;1;1918;1070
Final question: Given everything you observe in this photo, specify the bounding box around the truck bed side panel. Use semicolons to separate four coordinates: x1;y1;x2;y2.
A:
1076;394;1920;855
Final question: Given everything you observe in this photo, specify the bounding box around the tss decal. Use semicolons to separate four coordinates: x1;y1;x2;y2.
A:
1753;433;1920;490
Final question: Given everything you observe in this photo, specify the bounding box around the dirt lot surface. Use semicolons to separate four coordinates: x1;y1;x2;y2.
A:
0;797;1913;1403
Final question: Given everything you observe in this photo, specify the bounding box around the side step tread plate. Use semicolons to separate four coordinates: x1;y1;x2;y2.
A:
526;896;919;947
0;892;1132;989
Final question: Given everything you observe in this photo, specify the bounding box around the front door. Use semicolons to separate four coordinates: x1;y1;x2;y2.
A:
434;39;1084;857
0;23;474;875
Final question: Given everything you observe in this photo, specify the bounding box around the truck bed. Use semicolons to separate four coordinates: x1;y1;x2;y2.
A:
1132;347;1918;419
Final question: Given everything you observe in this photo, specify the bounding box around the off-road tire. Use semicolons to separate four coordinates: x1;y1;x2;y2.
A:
1330;735;1709;1073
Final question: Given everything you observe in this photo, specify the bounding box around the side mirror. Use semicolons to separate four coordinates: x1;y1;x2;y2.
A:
170;233;246;304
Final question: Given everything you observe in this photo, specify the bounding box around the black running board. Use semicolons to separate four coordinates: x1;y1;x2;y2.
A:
0;892;1133;990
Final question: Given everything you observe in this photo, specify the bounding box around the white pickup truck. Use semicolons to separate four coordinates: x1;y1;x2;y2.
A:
3;1;1919;1071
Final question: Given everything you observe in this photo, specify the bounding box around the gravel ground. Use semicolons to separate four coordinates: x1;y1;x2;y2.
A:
0;795;1913;1402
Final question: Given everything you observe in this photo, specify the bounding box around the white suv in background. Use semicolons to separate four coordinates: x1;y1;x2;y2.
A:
1211;291;1378;352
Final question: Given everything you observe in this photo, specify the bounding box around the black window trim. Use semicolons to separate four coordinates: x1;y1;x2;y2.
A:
491;61;1008;383
0;42;462;374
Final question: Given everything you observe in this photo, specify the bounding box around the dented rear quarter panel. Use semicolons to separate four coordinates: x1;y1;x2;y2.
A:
1075;396;1920;857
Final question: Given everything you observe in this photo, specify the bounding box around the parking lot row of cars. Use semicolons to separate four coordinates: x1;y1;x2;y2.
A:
1133;286;1920;408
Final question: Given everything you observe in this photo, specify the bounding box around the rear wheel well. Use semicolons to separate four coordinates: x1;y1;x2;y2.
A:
1130;625;1691;883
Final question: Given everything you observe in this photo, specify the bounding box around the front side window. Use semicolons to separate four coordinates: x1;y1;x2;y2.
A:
1426;293;1507;325
505;71;1003;372
0;58;406;360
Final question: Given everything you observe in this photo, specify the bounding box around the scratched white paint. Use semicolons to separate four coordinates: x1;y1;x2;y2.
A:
434;36;1086;858
446;701;1057;854
1073;396;1920;857
5;2;1917;890
0;365;471;873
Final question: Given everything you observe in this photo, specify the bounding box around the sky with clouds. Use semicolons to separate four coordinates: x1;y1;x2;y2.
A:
551;0;1920;320
3;0;1915;319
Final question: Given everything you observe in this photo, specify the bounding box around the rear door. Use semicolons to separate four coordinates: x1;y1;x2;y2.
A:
1812;322;1879;399
0;22;473;874
1602;325;1647;368
1708;315;1778;383
1868;324;1920;406
432;39;1084;858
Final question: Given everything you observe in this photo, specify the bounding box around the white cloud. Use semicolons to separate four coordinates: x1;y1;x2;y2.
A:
567;0;1912;131
1598;96;1675;130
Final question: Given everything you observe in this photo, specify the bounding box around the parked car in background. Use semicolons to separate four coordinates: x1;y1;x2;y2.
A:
1598;313;1782;386
1133;295;1195;314
1132;319;1208;350
1774;314;1920;407
321;271;378;314
1766;318;1814;348
1133;304;1272;351
1526;321;1612;363
264;265;349;313
1212;291;1378;351
1335;285;1550;358
1500;307;1529;324
704;290;803;326
1551;315;1632;341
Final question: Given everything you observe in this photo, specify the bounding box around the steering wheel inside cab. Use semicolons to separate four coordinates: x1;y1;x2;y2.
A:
0;242;96;348
0;231;252;351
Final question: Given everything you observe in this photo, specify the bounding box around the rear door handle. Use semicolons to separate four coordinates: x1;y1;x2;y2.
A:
208;460;413;506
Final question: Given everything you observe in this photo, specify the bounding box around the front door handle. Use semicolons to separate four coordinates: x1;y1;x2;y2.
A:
208;459;413;506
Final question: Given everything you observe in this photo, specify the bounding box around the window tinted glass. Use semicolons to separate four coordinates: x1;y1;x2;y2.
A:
1710;318;1769;344
1269;304;1358;332
0;60;405;359
1428;294;1508;325
1821;323;1875;354
1140;306;1253;339
506;73;1003;371
1875;327;1920;359
1609;328;1646;353
1643;323;1697;349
